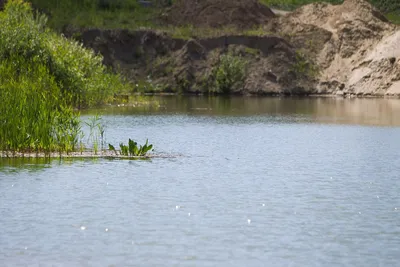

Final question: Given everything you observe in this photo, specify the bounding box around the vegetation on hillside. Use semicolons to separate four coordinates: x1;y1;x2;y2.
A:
30;0;161;30
261;0;399;23
261;0;399;13
211;54;248;94
0;0;130;154
23;0;399;31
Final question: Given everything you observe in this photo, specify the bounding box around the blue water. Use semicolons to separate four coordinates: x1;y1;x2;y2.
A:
1;97;400;266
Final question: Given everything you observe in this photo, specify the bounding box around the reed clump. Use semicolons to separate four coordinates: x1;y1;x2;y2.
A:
0;0;129;155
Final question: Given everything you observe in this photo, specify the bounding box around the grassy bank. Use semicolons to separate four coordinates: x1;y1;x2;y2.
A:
262;0;400;23
0;0;131;154
261;0;400;13
25;0;400;31
30;0;160;30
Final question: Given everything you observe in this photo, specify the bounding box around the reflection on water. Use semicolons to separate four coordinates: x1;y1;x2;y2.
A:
0;157;51;173
0;157;103;174
86;96;400;127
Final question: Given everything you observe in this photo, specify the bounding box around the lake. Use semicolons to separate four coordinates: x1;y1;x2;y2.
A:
1;96;400;266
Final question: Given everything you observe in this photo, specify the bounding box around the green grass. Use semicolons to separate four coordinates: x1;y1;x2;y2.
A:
167;24;275;39
260;0;399;11
26;0;399;34
386;11;400;24
30;0;160;30
260;0;341;10
260;0;400;24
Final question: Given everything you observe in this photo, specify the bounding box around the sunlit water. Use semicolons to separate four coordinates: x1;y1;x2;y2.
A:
1;97;400;266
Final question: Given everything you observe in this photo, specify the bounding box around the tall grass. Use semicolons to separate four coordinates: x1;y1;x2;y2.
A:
0;0;129;154
0;56;81;154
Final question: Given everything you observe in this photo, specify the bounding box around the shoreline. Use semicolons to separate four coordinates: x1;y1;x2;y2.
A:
127;92;400;99
0;151;173;159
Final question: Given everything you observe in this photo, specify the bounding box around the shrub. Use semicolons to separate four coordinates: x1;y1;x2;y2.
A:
291;51;319;78
0;0;127;108
0;0;129;154
212;53;248;94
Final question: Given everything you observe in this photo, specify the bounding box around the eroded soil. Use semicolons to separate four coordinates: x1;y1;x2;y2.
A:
66;0;400;96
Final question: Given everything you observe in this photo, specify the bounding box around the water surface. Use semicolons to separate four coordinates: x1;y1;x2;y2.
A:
1;97;400;266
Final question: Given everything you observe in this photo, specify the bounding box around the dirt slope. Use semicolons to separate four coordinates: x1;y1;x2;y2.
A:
273;0;400;96
164;0;276;29
68;0;400;96
75;29;309;95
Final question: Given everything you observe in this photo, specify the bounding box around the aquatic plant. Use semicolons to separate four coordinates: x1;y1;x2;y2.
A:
85;114;106;154
110;139;153;157
108;144;117;155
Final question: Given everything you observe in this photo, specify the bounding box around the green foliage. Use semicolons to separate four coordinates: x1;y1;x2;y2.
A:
168;25;267;40
368;0;400;13
20;0;400;31
85;114;105;154
108;144;117;155
0;0;128;108
244;47;260;56
0;0;128;154
260;0;341;10
132;76;164;93
260;0;399;11
291;51;319;78
260;0;399;24
115;139;153;157
0;56;81;154
119;143;129;156
212;54;248;94
29;0;158;30
386;11;400;24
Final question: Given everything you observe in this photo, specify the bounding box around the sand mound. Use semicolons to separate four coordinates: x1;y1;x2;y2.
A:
286;0;388;29
274;0;400;96
164;0;276;29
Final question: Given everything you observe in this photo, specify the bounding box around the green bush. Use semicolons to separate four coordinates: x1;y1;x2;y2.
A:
212;54;248;94
0;0;129;154
0;0;127;108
